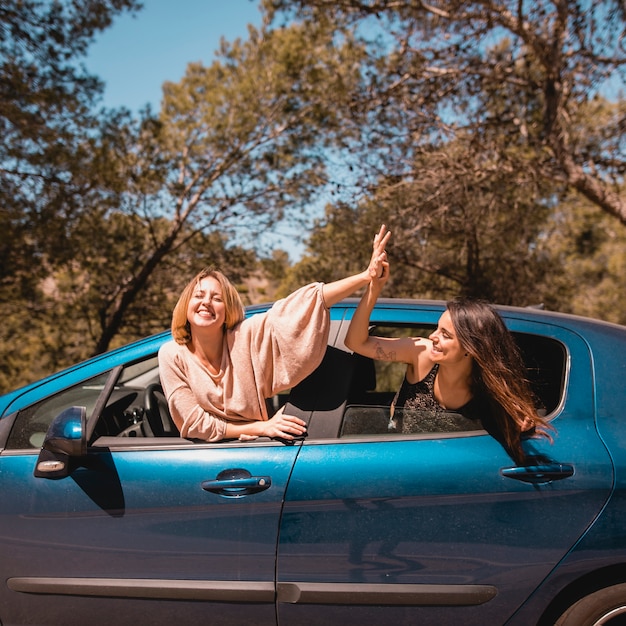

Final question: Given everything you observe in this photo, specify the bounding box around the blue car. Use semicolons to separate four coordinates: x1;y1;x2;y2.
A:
1;298;625;626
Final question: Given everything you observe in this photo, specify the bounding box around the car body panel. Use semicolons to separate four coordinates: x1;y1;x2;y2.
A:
0;441;300;625
505;319;626;625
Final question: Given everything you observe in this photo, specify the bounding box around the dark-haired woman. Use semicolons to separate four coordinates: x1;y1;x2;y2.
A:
345;252;553;464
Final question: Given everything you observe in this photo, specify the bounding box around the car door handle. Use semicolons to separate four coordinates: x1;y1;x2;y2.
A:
201;468;271;498
501;463;574;485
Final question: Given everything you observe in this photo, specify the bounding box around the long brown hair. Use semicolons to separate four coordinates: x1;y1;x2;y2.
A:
171;267;245;345
447;297;553;463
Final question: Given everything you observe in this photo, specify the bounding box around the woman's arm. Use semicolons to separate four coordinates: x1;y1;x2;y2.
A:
344;244;423;366
164;364;308;441
345;278;417;363
321;224;391;307
225;409;307;441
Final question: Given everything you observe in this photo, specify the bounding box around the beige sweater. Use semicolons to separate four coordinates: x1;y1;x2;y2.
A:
158;283;330;441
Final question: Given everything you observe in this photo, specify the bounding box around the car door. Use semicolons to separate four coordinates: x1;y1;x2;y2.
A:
0;364;299;626
275;310;613;626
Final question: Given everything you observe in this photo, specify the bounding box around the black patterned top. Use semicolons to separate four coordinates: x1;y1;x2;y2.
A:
391;364;485;434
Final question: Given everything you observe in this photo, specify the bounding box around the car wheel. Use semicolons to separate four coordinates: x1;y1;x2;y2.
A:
555;583;626;625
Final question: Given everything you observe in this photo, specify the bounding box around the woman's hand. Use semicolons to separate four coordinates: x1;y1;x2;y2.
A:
320;224;392;308
372;254;390;292
256;406;307;440
368;224;391;280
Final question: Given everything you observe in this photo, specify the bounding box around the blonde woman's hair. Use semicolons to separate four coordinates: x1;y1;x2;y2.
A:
171;268;245;344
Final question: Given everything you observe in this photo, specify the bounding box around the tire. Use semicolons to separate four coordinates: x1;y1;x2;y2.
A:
555;583;626;625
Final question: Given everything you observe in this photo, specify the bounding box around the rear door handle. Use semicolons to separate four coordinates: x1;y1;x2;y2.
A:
501;463;574;485
201;468;271;498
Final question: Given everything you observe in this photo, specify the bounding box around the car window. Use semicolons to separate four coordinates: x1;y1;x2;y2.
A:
5;371;113;450
339;324;566;438
90;356;166;439
4;357;165;451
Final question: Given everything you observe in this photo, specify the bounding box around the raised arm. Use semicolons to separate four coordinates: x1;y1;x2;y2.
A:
344;250;393;359
344;238;422;366
321;224;391;307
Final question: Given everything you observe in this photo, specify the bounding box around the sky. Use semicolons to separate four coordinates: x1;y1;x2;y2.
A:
85;0;264;113
84;0;310;257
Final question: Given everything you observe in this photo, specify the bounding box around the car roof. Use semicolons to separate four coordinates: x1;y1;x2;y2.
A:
342;297;626;334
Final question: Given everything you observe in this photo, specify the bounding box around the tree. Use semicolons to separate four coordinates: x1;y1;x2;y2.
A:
0;0;141;278
79;19;368;355
0;0;141;391
1;9;369;388
49;213;258;353
266;0;625;224
285;136;559;306
539;195;626;325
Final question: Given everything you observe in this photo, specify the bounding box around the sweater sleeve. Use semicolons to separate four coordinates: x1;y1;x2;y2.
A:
240;282;331;397
158;341;228;442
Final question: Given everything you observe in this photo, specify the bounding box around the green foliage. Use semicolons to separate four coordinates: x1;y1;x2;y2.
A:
0;0;142;257
2;0;625;393
0;210;260;392
274;0;625;321
0;0;141;391
539;196;626;325
1;12;369;391
157;19;366;228
286;156;557;306
58;18;370;358
266;0;625;222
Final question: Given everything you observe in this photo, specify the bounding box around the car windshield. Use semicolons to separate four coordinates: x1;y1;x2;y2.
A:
5;371;112;450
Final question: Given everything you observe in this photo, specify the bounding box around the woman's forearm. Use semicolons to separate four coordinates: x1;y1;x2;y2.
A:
321;224;391;308
345;282;381;353
321;270;371;308
224;420;264;440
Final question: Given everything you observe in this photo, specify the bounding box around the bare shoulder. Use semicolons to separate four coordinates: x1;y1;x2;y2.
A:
411;337;435;380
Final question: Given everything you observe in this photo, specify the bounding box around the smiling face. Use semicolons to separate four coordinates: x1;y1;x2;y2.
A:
428;310;467;364
186;276;227;335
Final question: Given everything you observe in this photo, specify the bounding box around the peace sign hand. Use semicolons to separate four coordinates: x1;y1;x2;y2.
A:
368;224;391;280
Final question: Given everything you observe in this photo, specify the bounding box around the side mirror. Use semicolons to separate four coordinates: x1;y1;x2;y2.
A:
34;406;87;479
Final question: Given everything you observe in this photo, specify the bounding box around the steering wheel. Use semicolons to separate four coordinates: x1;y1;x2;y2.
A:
143;383;179;437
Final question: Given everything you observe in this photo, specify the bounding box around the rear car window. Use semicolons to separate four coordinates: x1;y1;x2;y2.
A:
340;324;566;438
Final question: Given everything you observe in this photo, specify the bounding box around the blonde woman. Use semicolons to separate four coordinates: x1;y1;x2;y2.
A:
159;225;391;442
